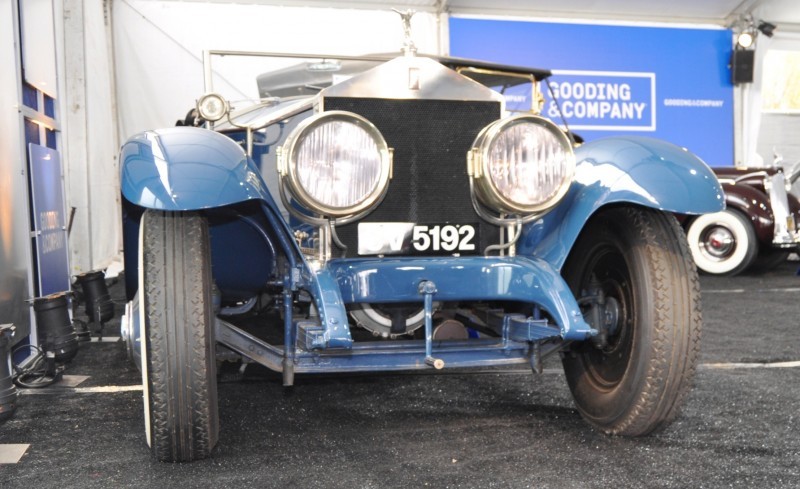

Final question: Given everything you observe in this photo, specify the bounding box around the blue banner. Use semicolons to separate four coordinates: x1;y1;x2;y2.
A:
546;71;655;131
450;18;734;166
28;144;70;296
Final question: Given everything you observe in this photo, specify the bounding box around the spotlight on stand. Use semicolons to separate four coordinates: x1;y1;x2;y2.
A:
74;270;115;339
0;324;17;422
33;293;79;364
11;295;77;389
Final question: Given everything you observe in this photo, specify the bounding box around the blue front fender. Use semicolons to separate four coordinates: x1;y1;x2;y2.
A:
120;127;270;210
519;136;725;269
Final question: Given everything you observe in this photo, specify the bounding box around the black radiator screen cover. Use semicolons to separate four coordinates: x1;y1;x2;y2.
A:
323;97;501;256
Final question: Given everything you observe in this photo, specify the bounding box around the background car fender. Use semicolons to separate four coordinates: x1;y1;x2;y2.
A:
120;126;271;210
719;182;774;244
519;136;725;270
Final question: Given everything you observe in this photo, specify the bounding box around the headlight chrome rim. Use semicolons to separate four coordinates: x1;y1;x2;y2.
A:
281;110;392;218
196;92;229;122
470;114;575;215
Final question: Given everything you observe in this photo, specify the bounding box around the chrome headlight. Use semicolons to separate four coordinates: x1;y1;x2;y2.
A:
196;93;229;122
469;115;574;214
279;111;392;217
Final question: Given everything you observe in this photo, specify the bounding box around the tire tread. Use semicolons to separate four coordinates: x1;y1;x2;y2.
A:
563;206;701;436
142;211;218;462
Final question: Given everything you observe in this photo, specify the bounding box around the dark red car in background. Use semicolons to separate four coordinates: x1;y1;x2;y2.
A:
685;163;800;275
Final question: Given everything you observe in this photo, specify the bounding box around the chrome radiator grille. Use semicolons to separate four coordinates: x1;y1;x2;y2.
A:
323;97;502;256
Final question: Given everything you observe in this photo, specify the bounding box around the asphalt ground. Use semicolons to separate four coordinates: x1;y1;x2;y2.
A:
1;260;799;488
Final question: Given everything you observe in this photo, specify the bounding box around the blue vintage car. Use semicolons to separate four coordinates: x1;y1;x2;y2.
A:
119;38;723;462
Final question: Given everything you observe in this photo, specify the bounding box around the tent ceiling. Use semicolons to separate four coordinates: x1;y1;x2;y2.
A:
176;0;800;31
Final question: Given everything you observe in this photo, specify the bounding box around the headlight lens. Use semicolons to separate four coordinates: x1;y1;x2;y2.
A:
196;93;228;122
281;111;392;217
470;115;574;214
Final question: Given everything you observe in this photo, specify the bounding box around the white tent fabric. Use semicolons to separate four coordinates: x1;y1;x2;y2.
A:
112;1;441;138
61;0;121;275
83;3;121;272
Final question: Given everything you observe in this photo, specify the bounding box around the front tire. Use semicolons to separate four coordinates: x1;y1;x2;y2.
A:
686;209;758;276
140;210;219;462
562;207;701;436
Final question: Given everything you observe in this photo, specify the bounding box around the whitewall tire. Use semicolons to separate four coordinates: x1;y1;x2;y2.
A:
686;209;758;276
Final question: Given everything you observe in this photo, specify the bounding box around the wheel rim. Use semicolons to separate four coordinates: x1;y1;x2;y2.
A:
576;244;634;390
686;210;756;275
699;225;735;260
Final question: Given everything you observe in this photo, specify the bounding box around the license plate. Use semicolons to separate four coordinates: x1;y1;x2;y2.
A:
357;222;480;256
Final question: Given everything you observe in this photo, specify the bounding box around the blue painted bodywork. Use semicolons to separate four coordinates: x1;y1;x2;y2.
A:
121;124;723;373
120;127;271;210
208;215;277;300
520;136;724;269
327;256;590;340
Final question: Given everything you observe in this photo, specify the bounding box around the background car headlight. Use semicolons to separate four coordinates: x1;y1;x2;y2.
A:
280;111;392;217
197;93;229;122
469;115;575;215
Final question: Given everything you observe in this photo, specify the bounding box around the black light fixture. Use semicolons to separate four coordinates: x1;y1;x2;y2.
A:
730;16;778;85
757;21;777;38
33;293;79;364
734;16;778;48
74;270;115;337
